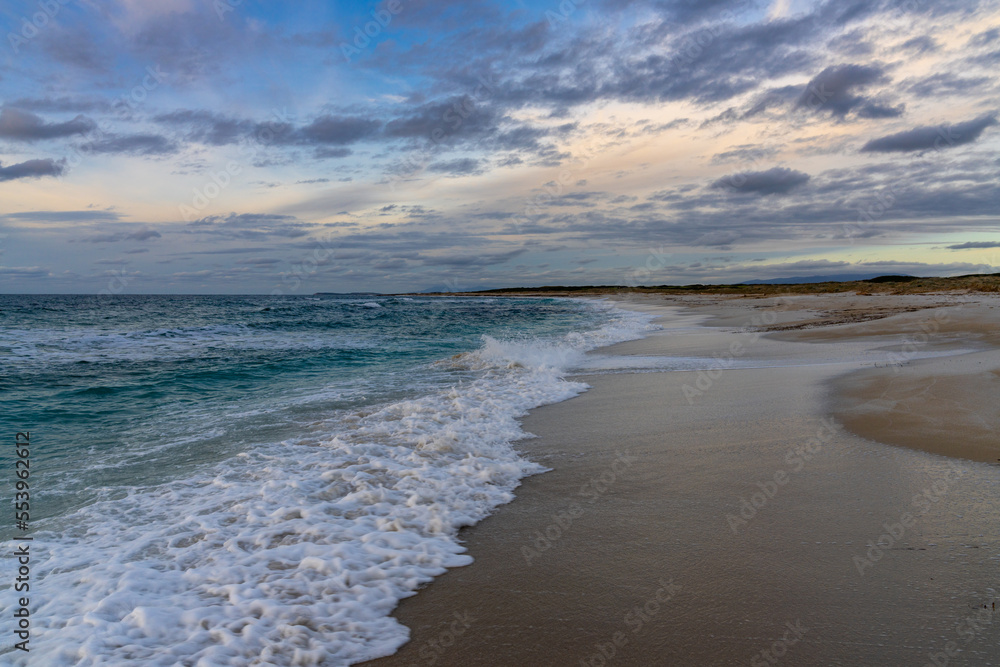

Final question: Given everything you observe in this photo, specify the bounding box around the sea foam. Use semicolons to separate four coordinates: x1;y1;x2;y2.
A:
19;301;656;666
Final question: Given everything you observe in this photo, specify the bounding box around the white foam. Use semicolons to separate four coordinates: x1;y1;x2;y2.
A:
18;301;657;666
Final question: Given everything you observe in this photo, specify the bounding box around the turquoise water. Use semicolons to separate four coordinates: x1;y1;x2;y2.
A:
0;294;654;665
1;295;605;525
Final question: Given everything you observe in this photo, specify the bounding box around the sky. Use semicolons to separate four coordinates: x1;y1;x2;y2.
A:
1;0;999;294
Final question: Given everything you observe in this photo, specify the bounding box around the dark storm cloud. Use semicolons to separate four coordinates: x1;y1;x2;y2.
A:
861;114;998;153
0;108;95;141
0;158;65;181
81;134;178;156
712;167;811;195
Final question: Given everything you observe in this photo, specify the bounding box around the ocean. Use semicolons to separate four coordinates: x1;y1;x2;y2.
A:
0;294;656;665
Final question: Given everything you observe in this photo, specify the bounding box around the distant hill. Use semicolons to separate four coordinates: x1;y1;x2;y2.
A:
408;272;1000;297
418;285;500;293
741;273;915;285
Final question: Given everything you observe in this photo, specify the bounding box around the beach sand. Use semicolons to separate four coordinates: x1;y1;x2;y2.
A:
363;294;1000;666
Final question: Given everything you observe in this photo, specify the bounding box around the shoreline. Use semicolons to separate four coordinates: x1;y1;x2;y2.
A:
363;292;1000;666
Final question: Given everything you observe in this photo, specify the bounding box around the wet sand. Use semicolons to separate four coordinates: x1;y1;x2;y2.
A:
772;295;1000;465
364;294;1000;666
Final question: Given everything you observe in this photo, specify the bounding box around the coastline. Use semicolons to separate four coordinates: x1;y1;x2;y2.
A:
363;293;1000;666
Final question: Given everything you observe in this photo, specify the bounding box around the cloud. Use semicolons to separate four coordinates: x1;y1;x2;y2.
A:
155;109;380;150
420;248;527;267
905;73;992;98
315;147;353;159
81;134;178;155
796;64;888;116
947;241;1000;249
80;229;163;243
608;0;754;23
188;213;313;239
39;27;111;71
0;108;94;141
128;229;163;241
968;28;999;48
901;35;939;54
712;145;778;164
5;97;110;113
861;114;998;153
855;102;904;119
384;96;499;140
5;0;1000;292
0;210;119;222
154;109;256;145
427;158;481;175
693;230;741;247
300;115;381;145
0;159;65;182
712;167;811;195
0;266;50;277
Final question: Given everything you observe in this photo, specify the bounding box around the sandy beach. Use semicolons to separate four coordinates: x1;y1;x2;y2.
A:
364;293;1000;666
